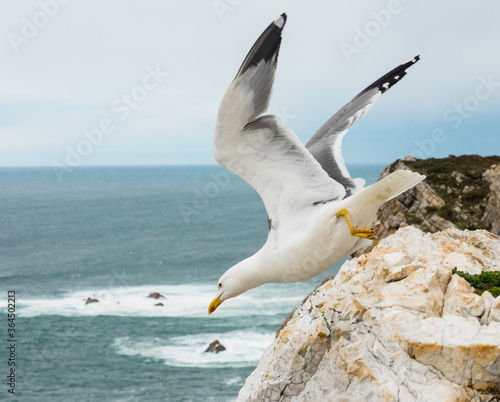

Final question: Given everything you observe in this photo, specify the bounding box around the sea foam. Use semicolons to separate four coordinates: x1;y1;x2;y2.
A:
9;283;304;318
112;329;275;368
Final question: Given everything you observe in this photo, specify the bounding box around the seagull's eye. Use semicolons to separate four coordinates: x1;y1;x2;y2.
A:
218;283;222;288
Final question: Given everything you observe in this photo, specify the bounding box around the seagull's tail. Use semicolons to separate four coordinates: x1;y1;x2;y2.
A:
352;169;425;211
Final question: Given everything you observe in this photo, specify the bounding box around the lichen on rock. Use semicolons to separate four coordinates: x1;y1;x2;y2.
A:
237;227;500;401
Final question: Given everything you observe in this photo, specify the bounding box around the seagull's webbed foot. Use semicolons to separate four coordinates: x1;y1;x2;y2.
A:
336;208;378;245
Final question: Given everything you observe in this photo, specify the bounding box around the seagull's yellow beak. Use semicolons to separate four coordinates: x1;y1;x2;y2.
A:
208;295;223;315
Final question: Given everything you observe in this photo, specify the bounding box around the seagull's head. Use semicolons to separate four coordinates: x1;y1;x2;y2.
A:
208;259;263;315
208;268;244;315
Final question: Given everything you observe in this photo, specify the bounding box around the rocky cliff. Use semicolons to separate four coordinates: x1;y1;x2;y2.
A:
483;164;500;235
237;227;500;401
372;155;500;243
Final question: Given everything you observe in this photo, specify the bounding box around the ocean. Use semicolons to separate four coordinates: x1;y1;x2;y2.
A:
0;164;384;401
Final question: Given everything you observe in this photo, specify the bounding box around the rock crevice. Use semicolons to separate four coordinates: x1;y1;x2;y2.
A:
372;156;500;245
237;227;500;401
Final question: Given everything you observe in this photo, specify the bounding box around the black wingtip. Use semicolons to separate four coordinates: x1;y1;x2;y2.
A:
406;55;420;65
234;14;287;79
369;55;421;95
346;55;421;104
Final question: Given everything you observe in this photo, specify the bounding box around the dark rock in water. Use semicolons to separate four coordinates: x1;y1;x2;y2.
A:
147;292;165;299
204;340;226;354
85;297;99;305
155;303;164;306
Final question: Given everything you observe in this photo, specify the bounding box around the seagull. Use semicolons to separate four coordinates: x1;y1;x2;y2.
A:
209;13;424;315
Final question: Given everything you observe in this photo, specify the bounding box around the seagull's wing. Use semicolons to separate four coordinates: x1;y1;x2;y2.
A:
306;56;420;198
215;14;345;228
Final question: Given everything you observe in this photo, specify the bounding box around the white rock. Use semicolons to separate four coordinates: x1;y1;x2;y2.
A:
237;227;500;401
444;274;485;318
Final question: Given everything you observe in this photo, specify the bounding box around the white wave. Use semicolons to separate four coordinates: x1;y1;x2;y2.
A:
9;282;306;318
225;376;243;386
112;329;274;368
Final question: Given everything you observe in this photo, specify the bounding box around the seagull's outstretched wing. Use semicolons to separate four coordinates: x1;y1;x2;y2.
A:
306;56;420;198
215;14;345;228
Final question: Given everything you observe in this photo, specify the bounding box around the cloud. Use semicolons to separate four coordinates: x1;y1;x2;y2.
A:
0;0;499;166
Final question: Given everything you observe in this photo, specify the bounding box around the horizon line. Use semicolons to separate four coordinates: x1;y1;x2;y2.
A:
0;162;391;169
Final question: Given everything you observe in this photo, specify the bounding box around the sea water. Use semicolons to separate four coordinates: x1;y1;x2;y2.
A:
0;165;383;401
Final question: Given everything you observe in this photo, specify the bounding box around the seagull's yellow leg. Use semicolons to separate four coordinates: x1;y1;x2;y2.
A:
336;208;378;245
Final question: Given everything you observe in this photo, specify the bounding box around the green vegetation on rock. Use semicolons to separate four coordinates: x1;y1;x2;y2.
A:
452;268;500;297
404;212;419;225
403;155;500;230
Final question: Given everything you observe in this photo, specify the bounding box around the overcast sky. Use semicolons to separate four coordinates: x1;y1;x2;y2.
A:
1;1;499;168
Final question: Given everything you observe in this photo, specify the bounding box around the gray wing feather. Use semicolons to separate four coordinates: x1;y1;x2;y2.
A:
223;114;345;227
215;15;345;229
232;13;286;122
306;56;420;198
